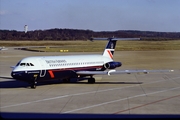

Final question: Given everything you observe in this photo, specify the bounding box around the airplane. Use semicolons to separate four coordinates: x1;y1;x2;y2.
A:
11;37;174;88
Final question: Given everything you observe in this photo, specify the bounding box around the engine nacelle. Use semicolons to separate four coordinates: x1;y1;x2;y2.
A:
104;62;122;69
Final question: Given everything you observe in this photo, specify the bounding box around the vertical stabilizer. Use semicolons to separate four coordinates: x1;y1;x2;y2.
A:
103;39;117;59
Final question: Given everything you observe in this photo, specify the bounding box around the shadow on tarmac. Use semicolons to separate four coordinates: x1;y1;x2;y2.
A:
0;76;142;89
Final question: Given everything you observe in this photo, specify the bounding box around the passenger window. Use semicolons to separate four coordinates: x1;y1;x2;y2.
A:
26;63;30;66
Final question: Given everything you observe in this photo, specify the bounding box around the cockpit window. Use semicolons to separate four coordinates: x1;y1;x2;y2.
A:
30;63;34;66
20;63;26;66
16;61;21;66
18;62;34;66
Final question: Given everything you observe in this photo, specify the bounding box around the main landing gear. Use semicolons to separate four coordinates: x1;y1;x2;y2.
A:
88;77;95;83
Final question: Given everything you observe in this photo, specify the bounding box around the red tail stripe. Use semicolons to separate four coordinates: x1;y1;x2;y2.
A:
107;50;113;59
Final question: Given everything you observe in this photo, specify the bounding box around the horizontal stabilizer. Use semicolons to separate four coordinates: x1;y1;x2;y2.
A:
76;69;174;76
90;37;140;41
109;69;174;75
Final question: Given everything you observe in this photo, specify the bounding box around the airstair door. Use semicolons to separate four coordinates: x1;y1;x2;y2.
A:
37;58;46;77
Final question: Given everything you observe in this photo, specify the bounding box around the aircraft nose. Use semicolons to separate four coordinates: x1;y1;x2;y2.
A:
11;71;24;80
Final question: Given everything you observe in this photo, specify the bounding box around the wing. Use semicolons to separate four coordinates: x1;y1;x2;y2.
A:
76;69;174;76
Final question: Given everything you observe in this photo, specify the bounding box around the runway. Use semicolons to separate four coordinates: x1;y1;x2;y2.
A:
0;47;180;118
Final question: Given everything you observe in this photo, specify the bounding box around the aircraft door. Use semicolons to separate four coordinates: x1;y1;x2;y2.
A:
37;58;46;77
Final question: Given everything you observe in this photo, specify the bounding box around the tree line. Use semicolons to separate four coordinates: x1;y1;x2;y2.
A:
0;28;180;41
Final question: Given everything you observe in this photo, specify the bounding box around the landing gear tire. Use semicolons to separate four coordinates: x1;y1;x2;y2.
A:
30;80;37;89
30;83;36;89
88;78;95;84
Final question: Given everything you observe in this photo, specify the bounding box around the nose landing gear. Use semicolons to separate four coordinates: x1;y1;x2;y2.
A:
30;75;38;89
30;81;37;89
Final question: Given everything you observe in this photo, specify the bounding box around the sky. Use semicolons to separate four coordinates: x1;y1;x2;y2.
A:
0;0;180;32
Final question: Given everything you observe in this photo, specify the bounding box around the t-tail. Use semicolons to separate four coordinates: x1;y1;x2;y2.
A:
91;37;140;59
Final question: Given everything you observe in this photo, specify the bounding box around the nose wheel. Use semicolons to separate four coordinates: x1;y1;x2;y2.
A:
30;75;38;89
30;77;37;89
30;83;36;89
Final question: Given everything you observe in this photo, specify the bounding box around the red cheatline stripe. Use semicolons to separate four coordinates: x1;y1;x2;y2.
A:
48;70;54;78
107;50;113;59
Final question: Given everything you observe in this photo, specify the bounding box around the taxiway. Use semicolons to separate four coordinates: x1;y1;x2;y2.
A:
0;47;180;118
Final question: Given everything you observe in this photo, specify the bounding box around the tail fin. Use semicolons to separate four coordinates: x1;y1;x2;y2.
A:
103;39;117;59
90;37;140;59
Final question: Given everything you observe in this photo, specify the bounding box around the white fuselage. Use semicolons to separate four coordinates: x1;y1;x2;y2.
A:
12;54;113;72
11;54;116;83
